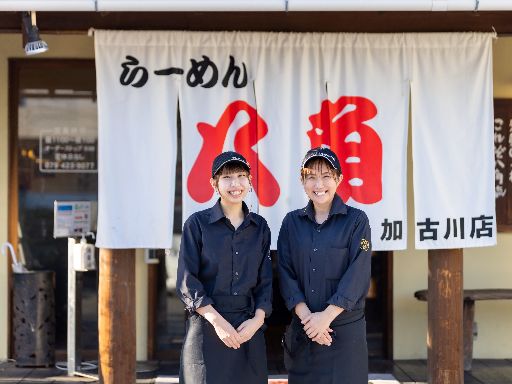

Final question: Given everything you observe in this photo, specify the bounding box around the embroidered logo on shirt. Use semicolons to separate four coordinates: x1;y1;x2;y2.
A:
360;238;370;252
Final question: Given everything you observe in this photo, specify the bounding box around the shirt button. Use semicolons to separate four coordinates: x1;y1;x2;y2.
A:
233;292;238;295
311;289;315;293
312;268;316;272
317;229;321;233
235;272;239;276
313;248;318;252
235;251;239;255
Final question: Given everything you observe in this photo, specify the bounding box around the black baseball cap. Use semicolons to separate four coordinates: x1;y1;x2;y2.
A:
301;147;342;173
211;151;251;178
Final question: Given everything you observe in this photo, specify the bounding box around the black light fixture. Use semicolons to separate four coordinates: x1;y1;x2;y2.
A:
21;11;48;56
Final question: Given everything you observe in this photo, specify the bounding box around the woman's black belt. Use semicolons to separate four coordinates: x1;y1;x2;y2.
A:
330;308;364;327
211;295;253;313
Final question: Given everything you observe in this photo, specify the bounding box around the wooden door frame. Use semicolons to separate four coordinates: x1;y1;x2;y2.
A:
7;58;19;358
147;263;158;360
7;58;97;356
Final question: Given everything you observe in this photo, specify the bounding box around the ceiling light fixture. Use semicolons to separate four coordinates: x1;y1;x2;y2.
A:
22;11;49;56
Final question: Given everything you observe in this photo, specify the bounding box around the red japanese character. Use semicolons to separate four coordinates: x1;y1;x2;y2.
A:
188;100;280;207
307;96;382;204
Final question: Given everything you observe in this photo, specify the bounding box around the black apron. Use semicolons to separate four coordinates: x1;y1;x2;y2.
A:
282;310;368;384
180;295;267;384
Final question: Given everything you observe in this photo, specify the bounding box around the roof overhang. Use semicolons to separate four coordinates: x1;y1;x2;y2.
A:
1;9;512;34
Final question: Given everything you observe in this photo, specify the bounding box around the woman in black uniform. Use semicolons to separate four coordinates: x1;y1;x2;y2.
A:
278;147;371;384
177;151;272;384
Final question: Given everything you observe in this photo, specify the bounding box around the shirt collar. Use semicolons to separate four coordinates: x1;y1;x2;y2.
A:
299;193;348;222
209;198;256;224
329;193;348;215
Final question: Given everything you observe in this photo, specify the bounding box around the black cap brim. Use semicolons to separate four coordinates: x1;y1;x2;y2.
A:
212;159;250;177
301;151;341;173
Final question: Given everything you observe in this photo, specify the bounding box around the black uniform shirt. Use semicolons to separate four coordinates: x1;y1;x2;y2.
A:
277;194;371;313
176;199;273;316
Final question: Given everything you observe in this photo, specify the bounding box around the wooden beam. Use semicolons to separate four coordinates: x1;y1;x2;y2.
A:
2;11;512;34
427;249;463;384
98;249;136;384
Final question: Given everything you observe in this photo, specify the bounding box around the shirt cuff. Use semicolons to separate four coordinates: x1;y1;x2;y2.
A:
285;293;307;311
327;294;357;312
255;299;273;318
185;295;214;313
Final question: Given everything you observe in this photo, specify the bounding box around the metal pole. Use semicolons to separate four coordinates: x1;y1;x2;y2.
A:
67;238;82;376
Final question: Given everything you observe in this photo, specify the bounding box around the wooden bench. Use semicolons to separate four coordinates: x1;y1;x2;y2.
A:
414;289;512;371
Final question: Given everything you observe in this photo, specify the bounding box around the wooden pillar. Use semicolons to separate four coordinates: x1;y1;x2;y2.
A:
99;249;136;384
427;249;463;384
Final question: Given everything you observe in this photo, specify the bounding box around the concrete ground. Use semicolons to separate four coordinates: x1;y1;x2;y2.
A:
2;359;512;383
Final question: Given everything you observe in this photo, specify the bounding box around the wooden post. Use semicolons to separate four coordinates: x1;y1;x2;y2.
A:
427;249;463;384
99;249;136;384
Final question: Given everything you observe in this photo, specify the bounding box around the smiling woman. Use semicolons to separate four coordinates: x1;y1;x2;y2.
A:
176;150;273;384
211;163;251;208
278;147;372;384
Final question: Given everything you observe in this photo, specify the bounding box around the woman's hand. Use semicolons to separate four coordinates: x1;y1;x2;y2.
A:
197;304;243;349
294;302;312;321
312;329;333;346
302;311;333;339
236;309;265;343
210;316;243;349
302;305;343;340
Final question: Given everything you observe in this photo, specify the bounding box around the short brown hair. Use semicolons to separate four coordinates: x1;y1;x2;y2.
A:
212;162;250;186
300;157;341;181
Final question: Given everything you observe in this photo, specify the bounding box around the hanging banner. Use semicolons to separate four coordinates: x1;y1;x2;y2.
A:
251;34;328;249
177;34;263;220
322;34;409;250
173;32;408;250
249;33;410;250
95;30;179;248
409;33;496;249
94;30;495;250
